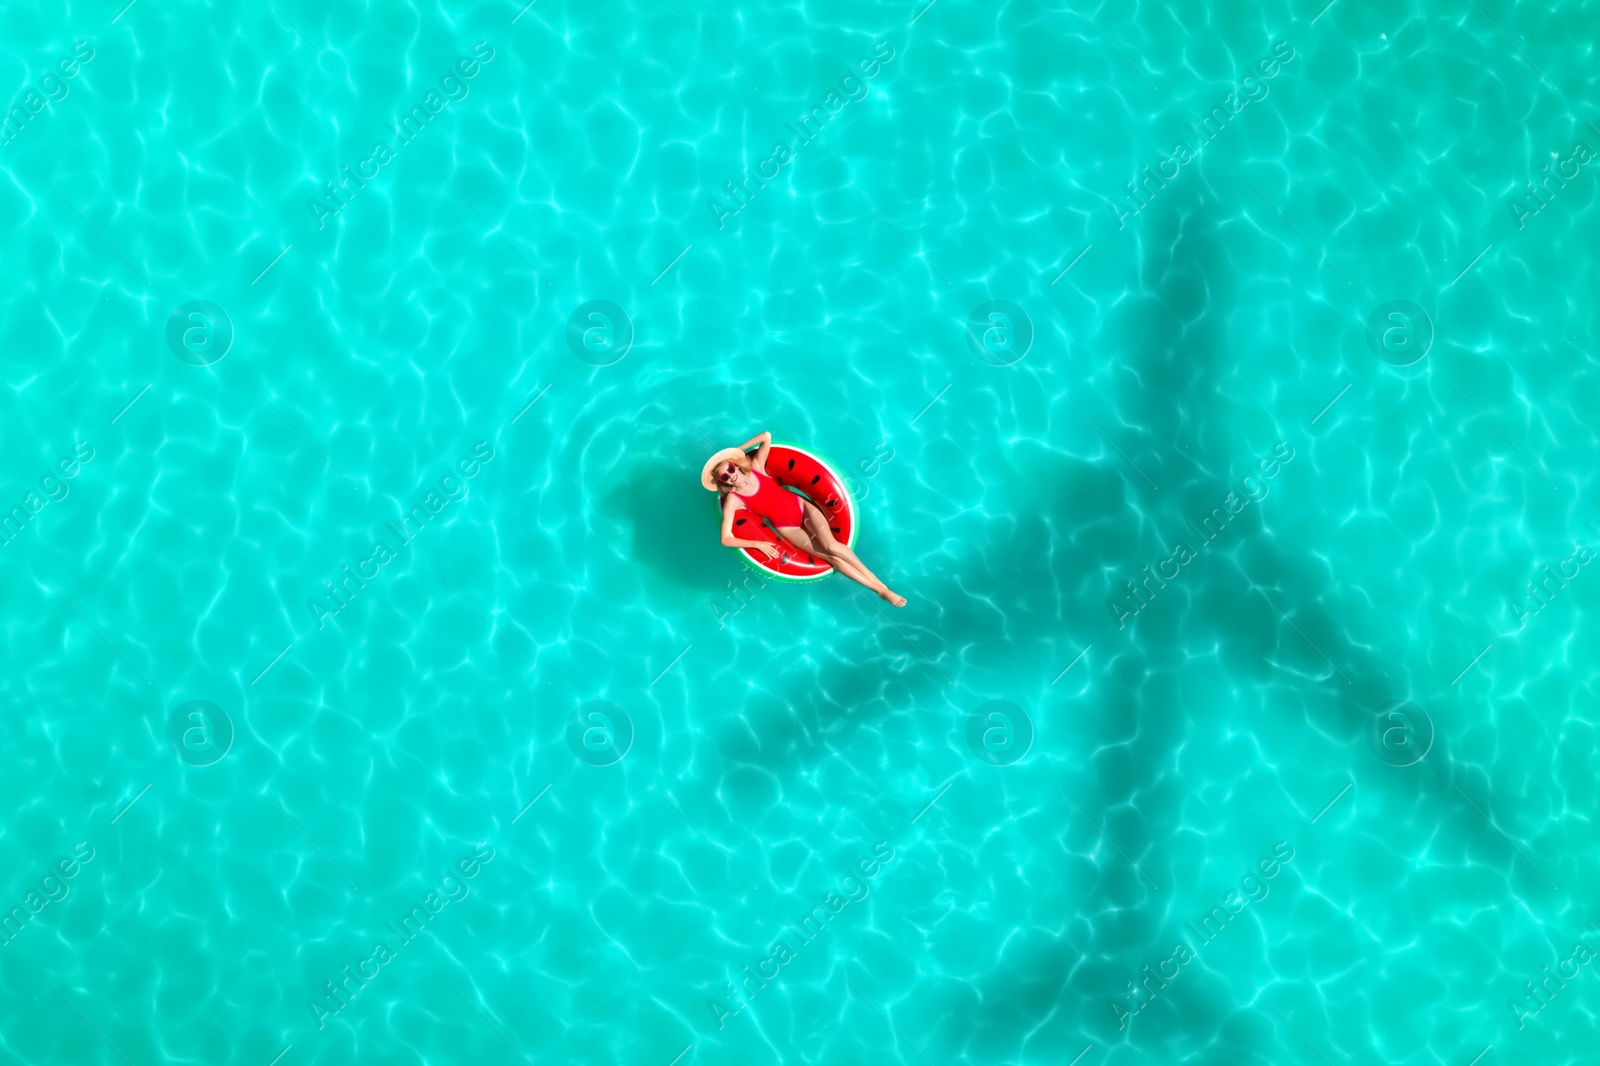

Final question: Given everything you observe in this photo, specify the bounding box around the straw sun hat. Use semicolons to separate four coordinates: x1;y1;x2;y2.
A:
700;447;747;491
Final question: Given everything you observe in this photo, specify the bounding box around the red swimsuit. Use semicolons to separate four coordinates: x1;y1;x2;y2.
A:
734;469;806;528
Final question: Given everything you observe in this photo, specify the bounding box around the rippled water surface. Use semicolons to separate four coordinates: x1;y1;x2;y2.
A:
1;0;1598;1063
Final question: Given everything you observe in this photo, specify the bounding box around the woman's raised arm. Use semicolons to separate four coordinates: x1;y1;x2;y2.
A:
737;431;773;470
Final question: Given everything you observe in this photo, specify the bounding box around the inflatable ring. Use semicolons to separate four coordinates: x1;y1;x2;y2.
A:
721;443;857;583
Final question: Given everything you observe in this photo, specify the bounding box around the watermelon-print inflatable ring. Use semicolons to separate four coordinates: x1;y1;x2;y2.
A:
719;443;858;583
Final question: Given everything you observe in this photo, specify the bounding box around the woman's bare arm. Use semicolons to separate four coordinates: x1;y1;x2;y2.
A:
737;431;773;471
720;494;780;557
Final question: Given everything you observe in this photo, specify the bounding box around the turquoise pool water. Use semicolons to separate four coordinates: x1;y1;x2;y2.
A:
1;0;1597;1062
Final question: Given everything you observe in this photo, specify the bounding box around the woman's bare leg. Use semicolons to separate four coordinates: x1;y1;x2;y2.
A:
795;503;906;606
801;501;888;584
777;525;896;599
776;525;877;587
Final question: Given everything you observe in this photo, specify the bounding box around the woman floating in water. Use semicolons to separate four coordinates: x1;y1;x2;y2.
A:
703;432;906;606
